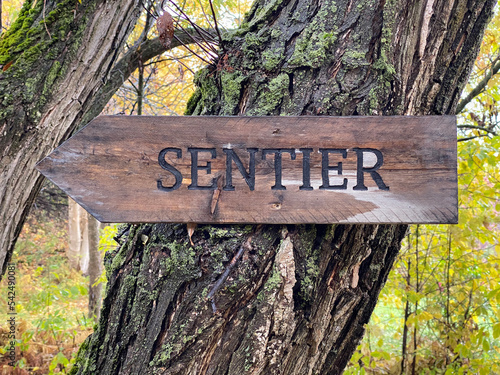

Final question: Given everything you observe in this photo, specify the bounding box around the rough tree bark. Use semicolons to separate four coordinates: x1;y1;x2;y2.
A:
0;0;143;275
70;0;495;374
0;0;203;277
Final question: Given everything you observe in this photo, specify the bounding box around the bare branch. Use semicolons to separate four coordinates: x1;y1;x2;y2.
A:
457;124;497;135
208;0;225;51
458;134;492;142
167;0;219;46
79;28;221;127
456;56;500;114
171;22;217;60
197;0;215;31
137;1;157;46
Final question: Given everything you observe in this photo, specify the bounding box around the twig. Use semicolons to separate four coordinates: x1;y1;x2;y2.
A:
170;54;196;75
207;244;247;313
138;1;157;46
142;55;192;66
42;0;52;39
197;0;215;30
172;34;212;64
126;77;139;92
458;134;491;142
167;0;219;47
169;2;218;42
457;124;497;135
141;1;157;21
456;55;500;114
208;0;225;51
172;19;218;57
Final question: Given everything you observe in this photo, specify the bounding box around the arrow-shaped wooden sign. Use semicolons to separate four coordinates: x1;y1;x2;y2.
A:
36;115;458;224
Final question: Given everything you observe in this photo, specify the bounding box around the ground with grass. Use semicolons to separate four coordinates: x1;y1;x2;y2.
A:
0;187;94;375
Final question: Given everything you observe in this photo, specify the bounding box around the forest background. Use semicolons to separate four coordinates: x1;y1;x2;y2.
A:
0;0;499;374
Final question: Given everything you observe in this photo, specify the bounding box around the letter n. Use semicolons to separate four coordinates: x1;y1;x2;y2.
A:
223;148;258;191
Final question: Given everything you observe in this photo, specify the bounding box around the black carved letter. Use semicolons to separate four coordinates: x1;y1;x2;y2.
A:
223;148;257;191
188;148;217;190
157;147;182;191
299;148;313;190
319;149;348;190
353;148;389;191
262;148;296;190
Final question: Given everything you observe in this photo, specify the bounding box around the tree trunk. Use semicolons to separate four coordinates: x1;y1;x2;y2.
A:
68;198;90;272
69;199;102;318
67;198;80;271
87;212;103;321
0;4;210;276
0;0;142;276
71;0;495;374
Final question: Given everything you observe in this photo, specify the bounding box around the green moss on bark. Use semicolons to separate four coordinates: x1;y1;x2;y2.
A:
0;0;42;64
184;87;201;115
221;71;246;114
160;240;197;277
188;68;220;115
288;0;338;69
262;49;284;71
248;72;290;115
293;225;321;303
241;0;287;32
0;0;91;127
357;0;398;114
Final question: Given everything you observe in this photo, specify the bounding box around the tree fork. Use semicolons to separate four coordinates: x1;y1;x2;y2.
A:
71;0;495;374
0;3;203;277
0;0;143;275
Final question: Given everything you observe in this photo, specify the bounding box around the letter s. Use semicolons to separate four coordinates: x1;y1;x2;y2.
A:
157;148;182;191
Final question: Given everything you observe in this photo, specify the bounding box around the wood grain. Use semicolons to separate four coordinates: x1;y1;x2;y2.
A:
36;115;458;224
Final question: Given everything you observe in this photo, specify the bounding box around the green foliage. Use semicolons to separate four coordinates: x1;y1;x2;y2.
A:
457;8;500;140
0;214;103;374
345;7;500;371
49;351;70;373
92;224;120;288
347;136;500;374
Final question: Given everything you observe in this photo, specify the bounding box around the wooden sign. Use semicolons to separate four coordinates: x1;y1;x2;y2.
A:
36;116;458;224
